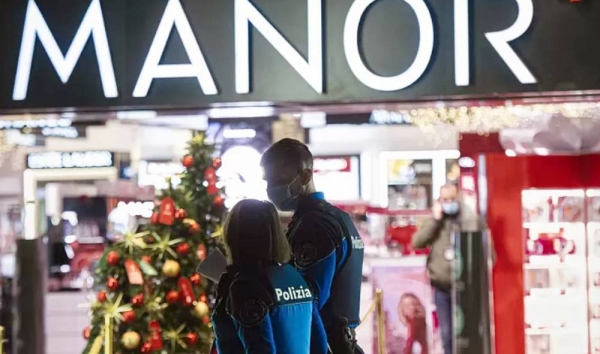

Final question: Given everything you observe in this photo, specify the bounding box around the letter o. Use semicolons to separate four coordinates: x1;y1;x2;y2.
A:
343;0;434;91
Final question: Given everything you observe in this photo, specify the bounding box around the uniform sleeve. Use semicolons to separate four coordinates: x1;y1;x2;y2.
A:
412;217;443;249
289;211;343;310
213;273;247;353
310;303;330;354
212;308;246;353
229;279;276;354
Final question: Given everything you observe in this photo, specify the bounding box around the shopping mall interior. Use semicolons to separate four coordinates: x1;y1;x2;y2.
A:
0;99;598;354
1;0;600;353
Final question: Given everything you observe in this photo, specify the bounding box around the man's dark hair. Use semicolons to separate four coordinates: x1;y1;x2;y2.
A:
260;138;313;170
223;199;290;265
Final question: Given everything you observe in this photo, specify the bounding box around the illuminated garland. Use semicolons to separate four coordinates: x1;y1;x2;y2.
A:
401;101;600;133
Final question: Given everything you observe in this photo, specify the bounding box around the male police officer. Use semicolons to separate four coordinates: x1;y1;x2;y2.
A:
261;139;365;354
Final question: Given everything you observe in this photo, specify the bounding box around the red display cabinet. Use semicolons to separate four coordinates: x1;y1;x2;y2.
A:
521;189;598;354
460;133;600;354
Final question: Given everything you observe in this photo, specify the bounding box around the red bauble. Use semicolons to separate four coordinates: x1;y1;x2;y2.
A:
150;213;159;224
204;167;216;181
190;274;202;286
132;294;145;306
106;277;119;291
122;310;136;323
176;243;190;256
202;316;211;325
141;255;152;264
97;290;108;302
212;158;222;170
182;155;194;168
206;184;219;196
166;290;180;304
106;251;120;266
83;327;91;340
213;195;224;207
189;222;201;234
145;235;155;244
175;209;187;219
140;342;153;353
184;333;198;346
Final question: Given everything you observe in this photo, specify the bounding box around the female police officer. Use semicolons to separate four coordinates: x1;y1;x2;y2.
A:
211;199;328;354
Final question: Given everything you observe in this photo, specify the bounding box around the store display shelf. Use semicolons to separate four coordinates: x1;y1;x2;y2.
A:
522;189;586;198
524;261;586;270
527;288;586;297
523;222;585;229
527;255;587;266
525;293;588;303
525;327;589;335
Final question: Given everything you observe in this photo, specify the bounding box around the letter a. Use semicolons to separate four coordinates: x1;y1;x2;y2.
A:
133;0;217;97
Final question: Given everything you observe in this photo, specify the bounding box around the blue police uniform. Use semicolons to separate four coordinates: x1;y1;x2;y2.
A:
286;192;365;353
211;263;328;354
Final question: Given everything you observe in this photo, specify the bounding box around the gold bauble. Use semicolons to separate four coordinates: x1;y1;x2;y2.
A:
193;301;209;318
162;259;181;278
121;331;141;350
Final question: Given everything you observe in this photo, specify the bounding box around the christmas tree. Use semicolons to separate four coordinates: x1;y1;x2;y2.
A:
82;133;225;354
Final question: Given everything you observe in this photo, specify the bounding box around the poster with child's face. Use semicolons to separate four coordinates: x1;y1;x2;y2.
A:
370;259;444;354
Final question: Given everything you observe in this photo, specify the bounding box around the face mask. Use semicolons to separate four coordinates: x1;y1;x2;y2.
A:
267;175;301;211
442;201;460;216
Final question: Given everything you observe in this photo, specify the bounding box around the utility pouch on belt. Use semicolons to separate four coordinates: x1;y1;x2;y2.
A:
327;317;356;354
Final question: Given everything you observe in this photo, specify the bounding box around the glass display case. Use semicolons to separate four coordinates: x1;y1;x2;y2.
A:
587;189;600;354
522;189;597;354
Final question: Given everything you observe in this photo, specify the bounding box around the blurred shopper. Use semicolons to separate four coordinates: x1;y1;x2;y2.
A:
261;139;365;354
412;184;460;354
412;184;494;354
211;199;328;354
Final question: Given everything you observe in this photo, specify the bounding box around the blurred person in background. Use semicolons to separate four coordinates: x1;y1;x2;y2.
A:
261;139;365;354
211;199;328;354
412;184;494;354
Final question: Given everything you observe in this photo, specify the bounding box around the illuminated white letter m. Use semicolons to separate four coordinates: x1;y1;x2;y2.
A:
12;0;118;101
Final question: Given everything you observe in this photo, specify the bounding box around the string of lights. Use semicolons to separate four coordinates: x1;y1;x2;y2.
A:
400;101;600;133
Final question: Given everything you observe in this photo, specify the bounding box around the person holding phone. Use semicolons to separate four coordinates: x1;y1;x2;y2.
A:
412;184;493;354
211;199;328;354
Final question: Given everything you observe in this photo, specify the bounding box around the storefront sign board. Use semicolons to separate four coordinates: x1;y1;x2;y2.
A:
1;0;600;111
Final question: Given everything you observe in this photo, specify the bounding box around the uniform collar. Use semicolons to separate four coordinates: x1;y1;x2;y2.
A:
293;192;326;217
310;192;325;200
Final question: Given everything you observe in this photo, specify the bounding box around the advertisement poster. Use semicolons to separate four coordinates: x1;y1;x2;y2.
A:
370;259;443;354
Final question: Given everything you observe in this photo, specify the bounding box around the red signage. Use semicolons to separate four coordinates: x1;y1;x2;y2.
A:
313;157;352;173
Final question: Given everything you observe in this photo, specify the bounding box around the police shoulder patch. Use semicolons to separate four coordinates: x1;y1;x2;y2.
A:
236;298;269;327
228;278;272;327
295;243;318;269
